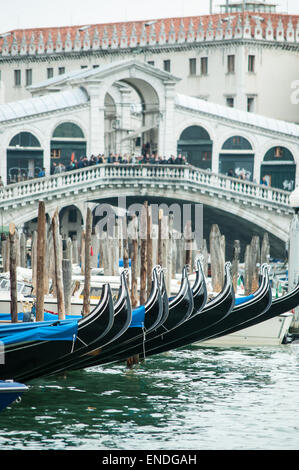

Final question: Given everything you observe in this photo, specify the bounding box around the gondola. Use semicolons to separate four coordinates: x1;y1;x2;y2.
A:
68;264;194;370
79;261;220;368
20;266;163;380
205;271;299;341
191;263;272;344
140;263;272;358
0;283;114;382
99;265;194;367
118;261;235;362
62;266;168;372
15;271;132;383
104;260;207;366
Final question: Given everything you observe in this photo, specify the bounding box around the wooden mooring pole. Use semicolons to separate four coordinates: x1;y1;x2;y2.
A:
83;207;92;317
36;201;46;322
139;202;147;306
210;224;225;293
51;209;65;320
9;223;18;323
131;215;138;309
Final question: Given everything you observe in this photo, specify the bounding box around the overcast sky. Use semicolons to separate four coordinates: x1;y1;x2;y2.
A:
1;0;298;33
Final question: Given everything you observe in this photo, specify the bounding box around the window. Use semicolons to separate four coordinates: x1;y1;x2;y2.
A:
53;122;85;139
148;61;155;66
163;60;171;72
51;149;61;159
25;69;32;86
14;69;21;86
47;68;54;79
274;147;283;158
200;57;208;75
93;64;99;68
247;97;255;112
58;67;65;75
189;58;197;76
227;55;235;73
9;132;41;148
226;97;234;107
81;65;88;69
248;55;255;72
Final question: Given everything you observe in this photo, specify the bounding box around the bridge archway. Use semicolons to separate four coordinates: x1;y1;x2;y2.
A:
7;131;43;184
261;146;296;190
177;125;213;169
50;122;87;171
219;135;255;180
96;61;176;158
105;78;160;157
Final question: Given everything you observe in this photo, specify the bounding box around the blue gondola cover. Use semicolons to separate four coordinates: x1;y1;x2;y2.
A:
0;320;78;345
129;305;146;328
235;294;254;306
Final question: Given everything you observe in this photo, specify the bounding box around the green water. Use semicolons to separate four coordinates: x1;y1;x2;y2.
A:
1;344;299;450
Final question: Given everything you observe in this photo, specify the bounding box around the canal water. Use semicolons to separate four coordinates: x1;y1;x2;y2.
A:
1;343;299;451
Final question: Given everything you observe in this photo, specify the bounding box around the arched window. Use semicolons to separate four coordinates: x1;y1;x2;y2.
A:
177;125;213;170
9;132;41;148
51;122;86;171
179;125;211;142
264;146;294;162
261;146;296;191
7;132;43;184
222;136;252;151
52;122;85;139
219;135;254;180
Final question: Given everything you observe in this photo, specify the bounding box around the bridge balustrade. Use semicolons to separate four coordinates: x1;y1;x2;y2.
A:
0;163;291;211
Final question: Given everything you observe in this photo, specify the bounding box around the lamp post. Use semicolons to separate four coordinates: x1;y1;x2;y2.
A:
288;186;299;331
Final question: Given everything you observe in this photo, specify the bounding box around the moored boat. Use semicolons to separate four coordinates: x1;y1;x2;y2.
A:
0;380;28;413
0;283;114;382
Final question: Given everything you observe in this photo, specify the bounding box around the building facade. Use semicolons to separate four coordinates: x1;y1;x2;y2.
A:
0;10;298;124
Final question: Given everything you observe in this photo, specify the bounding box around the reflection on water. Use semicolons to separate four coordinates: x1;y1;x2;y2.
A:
1;344;299;450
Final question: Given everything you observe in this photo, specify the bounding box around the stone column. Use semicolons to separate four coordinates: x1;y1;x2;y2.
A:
43;138;51;177
211;140;221;174
119;87;132;155
87;82;105;156
158;81;177;158
253;148;264;185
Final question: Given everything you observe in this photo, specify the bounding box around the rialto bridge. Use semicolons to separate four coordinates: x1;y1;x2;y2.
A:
0;163;293;260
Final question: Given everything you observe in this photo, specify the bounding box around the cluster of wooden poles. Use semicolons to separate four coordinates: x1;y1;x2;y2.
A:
4;200;271;323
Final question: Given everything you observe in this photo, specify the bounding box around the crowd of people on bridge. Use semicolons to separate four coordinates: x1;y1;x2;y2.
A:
50;152;188;175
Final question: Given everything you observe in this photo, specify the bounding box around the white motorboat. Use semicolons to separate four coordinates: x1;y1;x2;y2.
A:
196;312;294;347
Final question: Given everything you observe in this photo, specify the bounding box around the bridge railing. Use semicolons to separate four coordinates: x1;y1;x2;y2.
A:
0;163;291;209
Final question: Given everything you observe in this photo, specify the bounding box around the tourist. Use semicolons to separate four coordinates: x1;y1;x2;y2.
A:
261;175;268;186
38;168;46;178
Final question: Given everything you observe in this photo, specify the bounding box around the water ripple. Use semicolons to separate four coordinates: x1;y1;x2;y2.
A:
1;345;299;449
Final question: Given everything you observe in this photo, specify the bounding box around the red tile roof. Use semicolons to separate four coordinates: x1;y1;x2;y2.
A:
1;12;299;51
